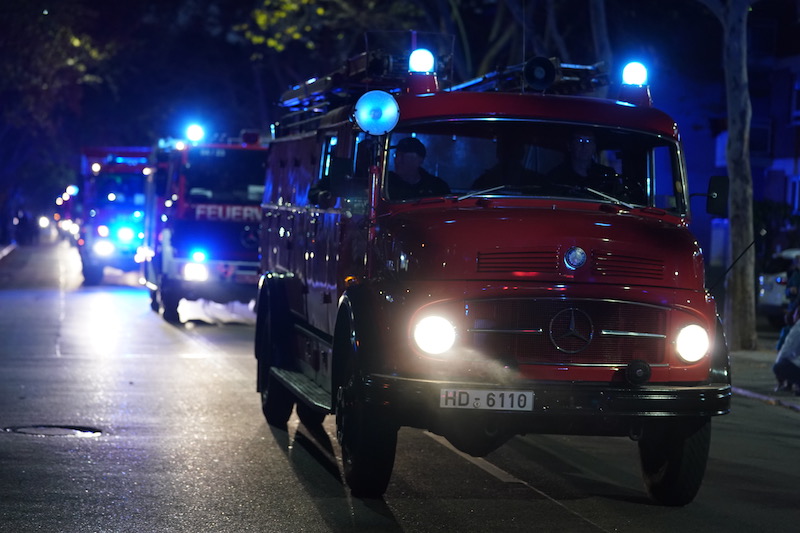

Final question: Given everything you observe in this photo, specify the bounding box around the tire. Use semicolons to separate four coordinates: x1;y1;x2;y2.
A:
260;369;294;429
297;402;326;427
159;278;181;323
335;310;397;498
638;417;711;506
149;289;159;312
255;280;295;428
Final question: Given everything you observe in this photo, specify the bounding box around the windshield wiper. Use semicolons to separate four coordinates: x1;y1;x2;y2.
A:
585;187;635;209
457;185;507;201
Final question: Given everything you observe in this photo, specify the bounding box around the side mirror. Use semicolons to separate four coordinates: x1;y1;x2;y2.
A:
705;175;728;218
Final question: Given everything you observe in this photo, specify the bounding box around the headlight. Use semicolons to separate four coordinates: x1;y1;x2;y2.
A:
92;240;115;257
676;324;709;363
413;315;456;355
183;263;209;282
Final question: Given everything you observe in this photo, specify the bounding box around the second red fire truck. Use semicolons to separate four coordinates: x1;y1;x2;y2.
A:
140;130;269;323
254;33;731;505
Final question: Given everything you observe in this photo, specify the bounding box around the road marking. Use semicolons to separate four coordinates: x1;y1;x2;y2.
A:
425;431;614;533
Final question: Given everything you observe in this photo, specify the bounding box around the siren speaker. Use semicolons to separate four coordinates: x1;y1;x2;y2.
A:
524;57;559;91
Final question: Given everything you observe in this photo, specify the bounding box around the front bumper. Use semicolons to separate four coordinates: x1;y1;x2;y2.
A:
364;374;731;436
174;278;258;303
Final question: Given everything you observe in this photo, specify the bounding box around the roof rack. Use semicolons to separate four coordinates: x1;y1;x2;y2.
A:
450;57;609;95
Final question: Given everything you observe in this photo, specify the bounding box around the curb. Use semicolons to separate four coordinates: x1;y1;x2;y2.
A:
732;386;800;413
0;243;16;262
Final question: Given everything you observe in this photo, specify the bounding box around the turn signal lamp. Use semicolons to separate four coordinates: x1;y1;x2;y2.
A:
354;91;400;135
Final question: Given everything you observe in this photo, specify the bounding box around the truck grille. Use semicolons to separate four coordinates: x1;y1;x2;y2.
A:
476;249;665;281
476;250;558;273
465;298;667;366
592;250;665;280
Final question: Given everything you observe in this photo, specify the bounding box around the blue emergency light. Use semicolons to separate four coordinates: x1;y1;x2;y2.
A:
186;124;205;143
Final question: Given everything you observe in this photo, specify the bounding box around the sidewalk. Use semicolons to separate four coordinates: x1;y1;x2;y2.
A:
731;343;800;412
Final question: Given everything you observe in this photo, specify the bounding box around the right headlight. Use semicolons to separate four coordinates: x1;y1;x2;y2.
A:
676;324;709;363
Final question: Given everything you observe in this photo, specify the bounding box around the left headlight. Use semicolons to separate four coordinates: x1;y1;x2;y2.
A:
413;315;456;355
183;262;209;282
676;324;709;363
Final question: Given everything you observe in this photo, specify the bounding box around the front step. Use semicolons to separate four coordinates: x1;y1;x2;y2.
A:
272;367;332;412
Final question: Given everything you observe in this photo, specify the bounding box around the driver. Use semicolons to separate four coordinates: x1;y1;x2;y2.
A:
387;137;450;200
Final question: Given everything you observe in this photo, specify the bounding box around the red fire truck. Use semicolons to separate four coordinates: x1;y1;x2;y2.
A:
140;130;268;323
78;146;149;285
255;34;730;505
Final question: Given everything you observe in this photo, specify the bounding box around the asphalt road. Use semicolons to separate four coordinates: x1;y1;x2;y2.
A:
1;233;799;532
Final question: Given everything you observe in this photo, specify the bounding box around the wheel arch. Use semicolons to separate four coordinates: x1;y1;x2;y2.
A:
331;286;380;412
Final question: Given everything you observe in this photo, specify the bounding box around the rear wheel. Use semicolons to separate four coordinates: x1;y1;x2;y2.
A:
335;313;397;498
260;366;294;429
638;417;711;506
255;280;295;428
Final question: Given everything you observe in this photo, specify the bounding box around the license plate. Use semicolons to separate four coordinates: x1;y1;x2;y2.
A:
440;389;534;411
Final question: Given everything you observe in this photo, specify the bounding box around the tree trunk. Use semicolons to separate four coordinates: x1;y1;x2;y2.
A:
711;0;758;350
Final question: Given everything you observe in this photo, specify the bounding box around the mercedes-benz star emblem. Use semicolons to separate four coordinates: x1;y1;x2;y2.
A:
549;308;594;353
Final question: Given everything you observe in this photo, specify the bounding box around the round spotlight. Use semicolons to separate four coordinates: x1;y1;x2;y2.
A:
354;91;400;135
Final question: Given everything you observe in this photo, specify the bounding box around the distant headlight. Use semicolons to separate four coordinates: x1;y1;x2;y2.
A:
92;240;115;257
413;315;456;355
676;324;709;363
183;262;209;282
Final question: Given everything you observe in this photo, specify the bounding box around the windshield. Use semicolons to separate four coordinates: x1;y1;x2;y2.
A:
92;173;146;207
384;121;687;215
185;147;267;203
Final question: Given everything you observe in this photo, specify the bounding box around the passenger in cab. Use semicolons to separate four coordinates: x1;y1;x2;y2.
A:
472;138;540;190
387;137;450;200
547;130;617;188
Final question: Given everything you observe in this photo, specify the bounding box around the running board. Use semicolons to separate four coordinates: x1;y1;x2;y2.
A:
271;367;332;412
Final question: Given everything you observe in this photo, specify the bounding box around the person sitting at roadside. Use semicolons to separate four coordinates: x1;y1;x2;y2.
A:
387;137;450;200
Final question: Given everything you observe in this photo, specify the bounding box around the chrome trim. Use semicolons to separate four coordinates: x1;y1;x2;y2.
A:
600;330;666;338
468;328;544;334
518;362;670;367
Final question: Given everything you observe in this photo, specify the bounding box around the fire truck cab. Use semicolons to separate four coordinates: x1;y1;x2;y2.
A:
255;35;730;505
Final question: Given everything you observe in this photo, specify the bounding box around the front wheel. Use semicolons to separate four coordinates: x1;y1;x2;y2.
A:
159;278;181;323
335;344;397;498
638;417;711;506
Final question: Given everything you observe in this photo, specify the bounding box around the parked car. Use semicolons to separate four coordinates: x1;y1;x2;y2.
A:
758;248;800;328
